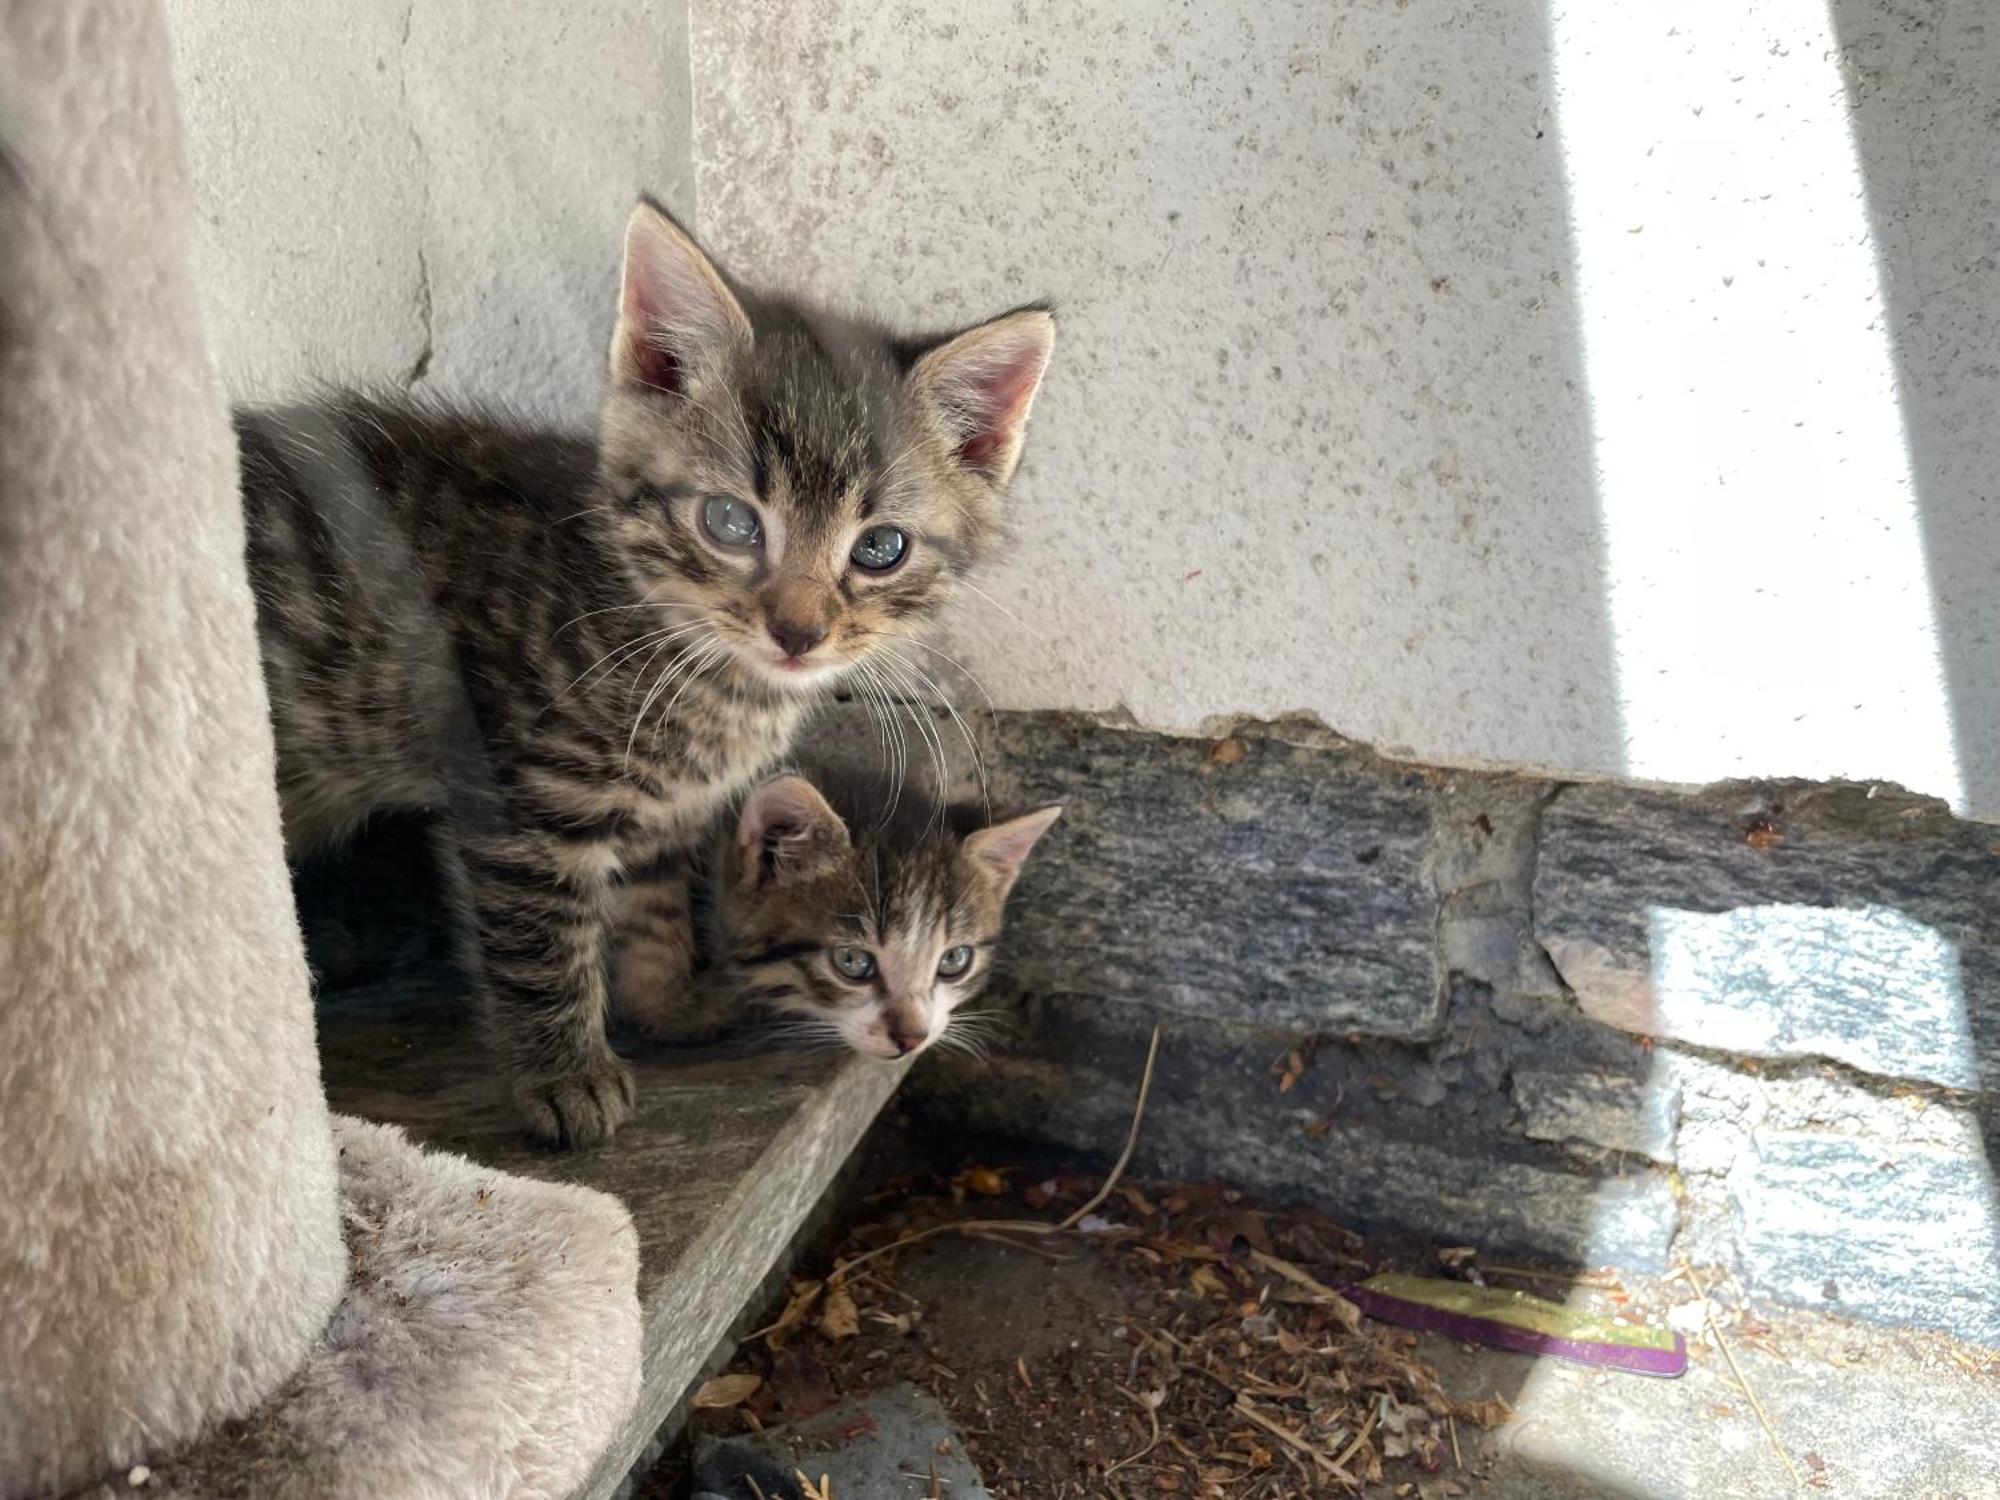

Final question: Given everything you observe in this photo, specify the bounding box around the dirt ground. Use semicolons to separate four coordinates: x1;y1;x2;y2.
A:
650;1163;1635;1499
645;1150;2000;1500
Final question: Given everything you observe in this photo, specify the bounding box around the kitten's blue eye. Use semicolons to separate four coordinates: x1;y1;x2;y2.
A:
831;945;876;981
936;945;975;979
702;495;762;549
850;525;908;572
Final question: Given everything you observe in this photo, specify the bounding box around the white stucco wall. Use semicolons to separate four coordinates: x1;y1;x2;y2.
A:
690;1;1999;821
163;2;1997;820
165;0;693;422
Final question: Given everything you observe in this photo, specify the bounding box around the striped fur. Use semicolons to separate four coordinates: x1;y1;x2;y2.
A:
238;203;1053;1146
696;773;1061;1062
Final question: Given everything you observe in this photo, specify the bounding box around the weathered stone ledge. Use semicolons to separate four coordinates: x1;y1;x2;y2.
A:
806;705;2000;1346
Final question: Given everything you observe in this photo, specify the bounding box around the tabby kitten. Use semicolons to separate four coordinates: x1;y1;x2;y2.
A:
239;200;1054;1146
704;774;1061;1060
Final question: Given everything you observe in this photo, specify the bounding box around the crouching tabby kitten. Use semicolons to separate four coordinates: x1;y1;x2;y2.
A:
239;200;1054;1146
704;774;1061;1060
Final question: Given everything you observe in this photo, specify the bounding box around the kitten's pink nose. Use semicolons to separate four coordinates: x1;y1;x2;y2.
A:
769;620;826;660
887;1026;925;1056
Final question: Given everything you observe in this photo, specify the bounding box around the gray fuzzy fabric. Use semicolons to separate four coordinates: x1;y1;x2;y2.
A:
92;1117;643;1500
0;3;345;1491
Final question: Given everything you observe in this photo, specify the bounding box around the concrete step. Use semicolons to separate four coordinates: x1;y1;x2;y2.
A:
316;977;903;1499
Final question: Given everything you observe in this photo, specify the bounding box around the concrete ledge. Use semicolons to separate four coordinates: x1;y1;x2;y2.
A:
313;979;902;1500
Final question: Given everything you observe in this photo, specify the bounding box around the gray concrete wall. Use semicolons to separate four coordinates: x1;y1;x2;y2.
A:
165;0;694;422
690;1;1999;822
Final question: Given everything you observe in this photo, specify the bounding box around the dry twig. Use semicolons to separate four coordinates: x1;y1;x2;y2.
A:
1233;1394;1357;1487
827;1024;1165;1280
1104;1384;1163;1477
1685;1261;1804;1492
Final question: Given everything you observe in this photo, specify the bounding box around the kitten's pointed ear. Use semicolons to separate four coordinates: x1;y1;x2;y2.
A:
962;805;1063;897
736;776;850;889
910;306;1055;486
611;200;753;397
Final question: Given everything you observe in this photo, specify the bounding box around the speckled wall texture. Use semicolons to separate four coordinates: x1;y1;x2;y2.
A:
690;1;1999;821
165;0;693;421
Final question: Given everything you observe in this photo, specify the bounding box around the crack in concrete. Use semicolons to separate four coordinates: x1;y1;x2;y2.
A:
396;0;433;387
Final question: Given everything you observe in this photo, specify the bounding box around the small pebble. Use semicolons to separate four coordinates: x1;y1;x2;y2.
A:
127;1466;151;1488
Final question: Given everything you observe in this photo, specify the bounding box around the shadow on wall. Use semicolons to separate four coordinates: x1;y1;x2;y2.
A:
1830;0;2000;1231
1831;0;2000;821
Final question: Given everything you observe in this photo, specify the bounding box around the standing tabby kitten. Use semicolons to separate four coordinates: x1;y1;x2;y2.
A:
705;774;1061;1060
240;201;1054;1146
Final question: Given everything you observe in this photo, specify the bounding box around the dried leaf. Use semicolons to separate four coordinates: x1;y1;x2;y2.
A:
1119;1184;1159;1216
956;1165;1010;1197
690;1373;762;1410
1454;1397;1512;1429
761;1278;824;1350
866;1308;922;1336
1231;1210;1274;1254
1189;1265;1228;1299
1207;737;1247;767
818;1283;861;1341
1248;1251;1363;1332
1273;1049;1306;1094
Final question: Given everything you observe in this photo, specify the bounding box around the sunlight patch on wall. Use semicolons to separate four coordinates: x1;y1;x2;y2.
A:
1643;902;1978;1089
1547;1;1963;810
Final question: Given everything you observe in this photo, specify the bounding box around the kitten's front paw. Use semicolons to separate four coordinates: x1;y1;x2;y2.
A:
514;1053;636;1149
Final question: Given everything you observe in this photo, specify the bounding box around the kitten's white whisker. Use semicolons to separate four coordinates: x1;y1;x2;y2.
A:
852;660;908;821
624;634;723;766
886;632;1000;720
870;651;951;822
958;579;1044;641
542;618;712;716
655;637;726;727
878;642;988;817
620;623;716;709
551;587;675;639
540;627;680;715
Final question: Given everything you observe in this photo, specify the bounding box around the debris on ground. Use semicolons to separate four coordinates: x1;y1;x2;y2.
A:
691;1384;990;1500
692;1170;1527;1498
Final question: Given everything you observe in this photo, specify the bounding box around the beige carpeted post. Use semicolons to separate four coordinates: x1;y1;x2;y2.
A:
0;3;347;1494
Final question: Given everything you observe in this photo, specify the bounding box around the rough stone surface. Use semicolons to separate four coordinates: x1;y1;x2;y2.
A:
1536;780;2000;1090
912;993;1682;1273
1732;1130;2000;1345
692;1385;989;1500
805;708;1447;1038
1432;775;1568;1004
990;718;1445;1037
1648;1051;2000;1344
1511;1066;1679;1166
